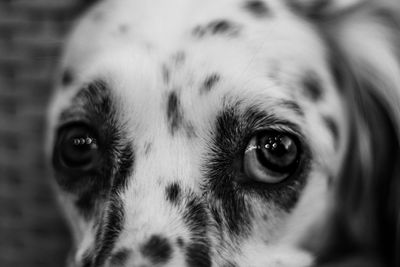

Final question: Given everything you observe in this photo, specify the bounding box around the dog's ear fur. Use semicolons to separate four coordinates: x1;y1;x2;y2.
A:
294;1;400;266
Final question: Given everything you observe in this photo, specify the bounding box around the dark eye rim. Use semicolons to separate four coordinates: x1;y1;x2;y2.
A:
238;127;310;189
52;121;102;173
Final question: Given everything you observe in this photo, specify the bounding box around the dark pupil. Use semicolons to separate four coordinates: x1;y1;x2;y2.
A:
60;127;98;168
257;133;297;171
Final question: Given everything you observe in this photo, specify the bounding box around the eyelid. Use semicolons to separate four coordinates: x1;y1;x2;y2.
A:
251;123;304;142
57;111;93;130
55;120;98;140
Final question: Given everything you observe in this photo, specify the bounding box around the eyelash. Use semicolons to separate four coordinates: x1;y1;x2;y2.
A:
242;121;303;148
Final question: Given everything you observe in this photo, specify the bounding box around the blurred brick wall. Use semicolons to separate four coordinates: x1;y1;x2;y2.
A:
0;1;96;266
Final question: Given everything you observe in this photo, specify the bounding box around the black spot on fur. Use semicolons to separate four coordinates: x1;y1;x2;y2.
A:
183;195;209;233
243;0;270;18
324;116;339;147
73;80;112;115
93;197;125;266
210;20;231;34
177;237;185;248
164;91;196;137
140;235;173;264
180;193;212;266
61;69;73;86
182;194;212;267
302;72;323;101
185;242;212;267
280;100;305;117
193;20;240;37
109;248;131;266
165;182;181;204
166;91;183;135
201;74;220;94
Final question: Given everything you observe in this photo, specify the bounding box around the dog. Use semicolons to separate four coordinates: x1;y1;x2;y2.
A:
46;0;400;266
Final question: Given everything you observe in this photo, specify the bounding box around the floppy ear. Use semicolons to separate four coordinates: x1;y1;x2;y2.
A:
294;1;400;266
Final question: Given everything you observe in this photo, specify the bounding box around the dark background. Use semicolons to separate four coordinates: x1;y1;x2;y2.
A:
0;1;96;266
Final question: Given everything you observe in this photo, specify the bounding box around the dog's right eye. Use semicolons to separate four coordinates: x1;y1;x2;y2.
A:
242;131;300;184
54;124;100;171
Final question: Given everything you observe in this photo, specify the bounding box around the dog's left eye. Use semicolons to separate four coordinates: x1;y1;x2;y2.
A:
243;131;299;184
54;124;100;171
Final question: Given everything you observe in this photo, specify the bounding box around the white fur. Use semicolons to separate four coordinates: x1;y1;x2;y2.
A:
46;0;400;266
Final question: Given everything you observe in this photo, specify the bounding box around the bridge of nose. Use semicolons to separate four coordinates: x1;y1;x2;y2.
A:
130;124;206;189
108;135;204;261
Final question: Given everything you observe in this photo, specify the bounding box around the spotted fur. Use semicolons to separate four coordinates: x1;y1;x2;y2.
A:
47;0;400;266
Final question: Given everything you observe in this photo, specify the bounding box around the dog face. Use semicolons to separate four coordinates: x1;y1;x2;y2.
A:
46;0;400;266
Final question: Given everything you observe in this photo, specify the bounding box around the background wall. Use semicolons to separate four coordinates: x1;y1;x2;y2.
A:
0;1;95;266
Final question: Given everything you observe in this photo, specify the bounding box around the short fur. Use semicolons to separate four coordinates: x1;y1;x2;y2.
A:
47;0;400;266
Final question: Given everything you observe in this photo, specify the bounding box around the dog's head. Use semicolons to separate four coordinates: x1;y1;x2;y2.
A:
46;1;400;266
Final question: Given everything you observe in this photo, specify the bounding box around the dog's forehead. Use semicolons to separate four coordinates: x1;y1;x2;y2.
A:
61;0;327;88
56;0;333;134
